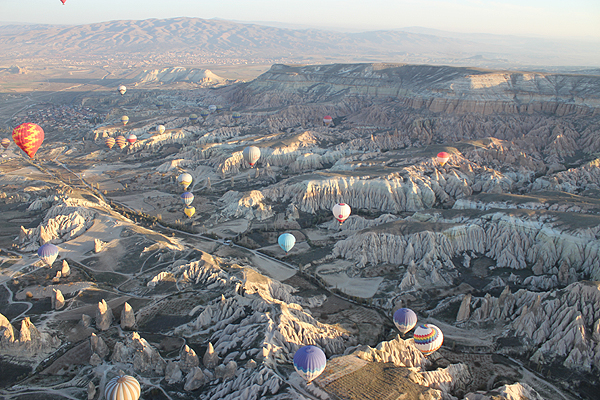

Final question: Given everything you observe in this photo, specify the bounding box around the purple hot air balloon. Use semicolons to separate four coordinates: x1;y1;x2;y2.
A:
180;191;194;206
37;243;59;267
393;308;417;335
293;345;327;383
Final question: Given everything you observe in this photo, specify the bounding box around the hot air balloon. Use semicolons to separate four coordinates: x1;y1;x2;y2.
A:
59;0;66;5
216;105;223;113
157;125;166;134
121;116;129;126
127;134;137;145
38;243;59;267
243;146;260;167
413;324;444;356
278;233;296;254
181;191;194;206
323;116;333;126
1;138;10;150
393;308;417;335
156;101;164;109
177;173;192;190
115;135;127;149
332;203;351;224
189;114;198;122
436;152;450;166
294;346;326;384
118;85;126;96
232;112;241;123
105;375;140;400
208;105;217;113
12;123;44;158
184;206;196;218
105;137;116;149
200;110;209;121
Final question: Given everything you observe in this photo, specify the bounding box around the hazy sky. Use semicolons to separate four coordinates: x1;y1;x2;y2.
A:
1;0;599;39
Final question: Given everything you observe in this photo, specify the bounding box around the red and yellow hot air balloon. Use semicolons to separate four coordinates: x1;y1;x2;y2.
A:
115;135;127;150
127;134;137;145
1;138;10;150
323;116;333;127
105;137;116;149
12;123;44;158
436;152;450;166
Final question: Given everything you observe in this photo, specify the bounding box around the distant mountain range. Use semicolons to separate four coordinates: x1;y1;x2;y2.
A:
0;17;598;68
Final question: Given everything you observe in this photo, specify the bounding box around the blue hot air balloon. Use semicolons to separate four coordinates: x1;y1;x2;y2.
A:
294;345;327;384
278;233;296;254
37;243;59;267
180;191;194;206
393;308;417;335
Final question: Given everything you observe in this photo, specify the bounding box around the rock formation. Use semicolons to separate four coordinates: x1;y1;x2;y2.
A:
95;299;113;331
90;333;109;359
179;344;199;372
61;260;70;277
51;289;65;310
120;302;136;330
203;342;220;369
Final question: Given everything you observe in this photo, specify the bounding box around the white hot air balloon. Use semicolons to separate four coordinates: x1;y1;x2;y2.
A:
157;125;166;134
332;203;351;224
243;146;261;167
105;375;140;400
117;85;127;96
413;324;444;356
177;173;193;191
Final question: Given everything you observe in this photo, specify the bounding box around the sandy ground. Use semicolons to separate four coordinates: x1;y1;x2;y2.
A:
112;190;174;212
210;218;250;237
316;260;383;298
304;228;334;241
15;282;93;300
259;241;311;257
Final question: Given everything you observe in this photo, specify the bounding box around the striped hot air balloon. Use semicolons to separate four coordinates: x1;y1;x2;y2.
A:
294;346;327;384
332;203;351;224
121;116;129;126
181;191;194;206
243;146;260;167
216;105;223;113
436;152;450;166
1;138;10;149
127;134;137;145
232;112;241;123
37;243;59;267
184;206;195;218
12;123;44;158
105;137;116;149
177;173;192;191
189;114;198;122
413;324;444;356
393;308;417;335
105;375;140;400
278;233;296;254
208;105;217;113
200;110;209;121
115;136;127;149
323;115;333;126
157;125;166;134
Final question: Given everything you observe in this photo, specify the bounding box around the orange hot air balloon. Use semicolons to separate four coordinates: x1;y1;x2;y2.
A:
436;152;450;166
115;135;127;149
12;123;44;158
60;0;66;4
1;138;10;149
105;137;116;149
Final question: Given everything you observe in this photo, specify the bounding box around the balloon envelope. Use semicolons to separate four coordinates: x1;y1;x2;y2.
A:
157;125;166;134
60;0;66;4
12;123;44;158
118;85;126;95
393;308;417;335
105;375;140;400
181;191;194;206
323;116;333;126
294;346;326;383
177;173;192;190
38;243;59;267
184;206;195;218
243;146;261;167
436;152;450;166
1;138;10;149
232;112;241;120
115;136;127;149
208;105;217;113
105;137;116;149
278;233;296;253
413;324;444;356
332;203;351;223
127;134;137;145
216;105;223;113
200;110;209;120
189;114;198;122
121;116;129;126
